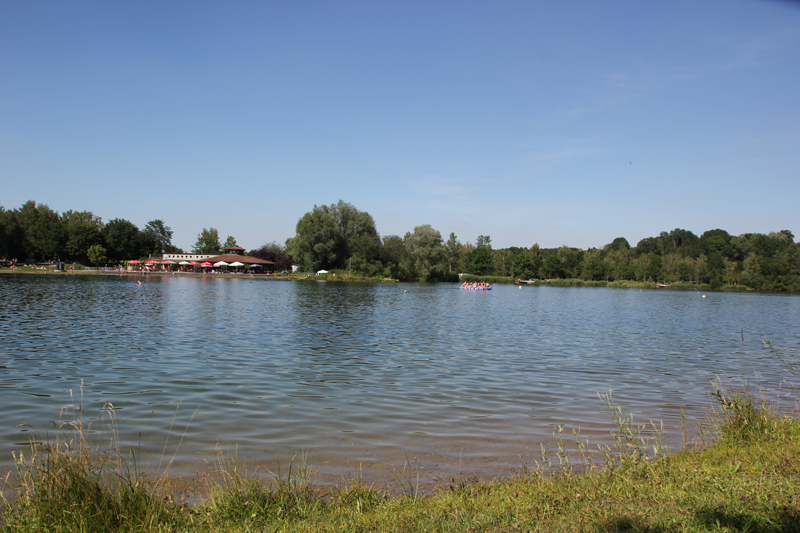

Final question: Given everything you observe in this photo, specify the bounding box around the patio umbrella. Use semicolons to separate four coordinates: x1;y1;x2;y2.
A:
188;261;199;265
161;261;173;264
129;260;141;264
247;264;263;268
213;261;229;267
200;262;213;267
229;261;244;267
178;261;190;265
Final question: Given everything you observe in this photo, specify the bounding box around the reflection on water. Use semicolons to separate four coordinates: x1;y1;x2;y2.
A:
1;275;798;483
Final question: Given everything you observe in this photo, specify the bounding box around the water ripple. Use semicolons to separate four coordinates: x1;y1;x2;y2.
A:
0;275;798;482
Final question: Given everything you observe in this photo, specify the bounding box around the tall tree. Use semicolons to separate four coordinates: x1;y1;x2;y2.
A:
102;219;141;261
249;242;294;271
193;228;222;255
142;219;175;254
62;210;104;263
87;244;107;266
444;232;460;272
29;208;65;261
0;205;26;261
260;240;285;254
404;224;445;280
606;237;631;251
511;253;536;279
475;235;492;249
470;234;493;275
471;247;493;275
381;235;408;279
292;206;341;271
291;201;381;272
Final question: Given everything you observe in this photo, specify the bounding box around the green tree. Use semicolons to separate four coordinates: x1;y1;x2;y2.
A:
606;237;631;251
511;253;536;279
558;246;584;277
142;219;175;254
260;240;285;255
457;241;475;274
469;235;493;275
193;228;222;255
223;235;238;249
471;247;493;275
583;249;607;280
291;201;381;273
87;244;107;266
103;219;141;261
707;252;725;286
676;261;695;282
334;201;380;257
543;255;564;278
292;206;341;271
381;235;408;280
0;205;7;259
444;232;460;272
670;228;700;258
645;254;663;281
62;211;104;263
28;208;65;261
14;201;65;261
404;224;445;280
700;229;732;258
635;237;660;257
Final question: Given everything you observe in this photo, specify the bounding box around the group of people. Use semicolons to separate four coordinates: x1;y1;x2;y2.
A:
460;281;491;291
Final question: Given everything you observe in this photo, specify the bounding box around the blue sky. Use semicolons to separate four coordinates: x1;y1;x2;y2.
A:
2;1;798;251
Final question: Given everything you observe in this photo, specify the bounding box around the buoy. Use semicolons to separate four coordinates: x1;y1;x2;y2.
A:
404;290;408;293
519;286;522;289
702;295;706;298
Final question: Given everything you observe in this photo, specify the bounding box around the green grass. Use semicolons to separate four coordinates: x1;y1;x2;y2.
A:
2;383;799;532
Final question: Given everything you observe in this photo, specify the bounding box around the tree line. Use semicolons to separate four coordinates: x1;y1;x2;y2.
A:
3;199;797;292
0;201;180;265
288;201;799;291
0;200;293;269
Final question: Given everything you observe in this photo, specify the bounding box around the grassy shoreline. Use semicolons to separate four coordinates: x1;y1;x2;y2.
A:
2;384;798;532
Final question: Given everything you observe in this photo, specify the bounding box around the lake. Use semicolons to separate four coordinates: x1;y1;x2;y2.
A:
1;274;798;485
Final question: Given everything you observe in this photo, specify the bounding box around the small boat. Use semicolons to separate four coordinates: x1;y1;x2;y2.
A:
460;286;491;291
657;282;670;288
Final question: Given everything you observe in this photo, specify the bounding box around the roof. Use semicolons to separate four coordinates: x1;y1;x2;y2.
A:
200;254;275;265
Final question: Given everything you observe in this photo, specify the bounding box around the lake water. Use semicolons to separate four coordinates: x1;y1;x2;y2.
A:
1;275;798;485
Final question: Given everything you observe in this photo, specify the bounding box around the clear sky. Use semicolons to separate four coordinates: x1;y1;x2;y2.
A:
2;1;798;251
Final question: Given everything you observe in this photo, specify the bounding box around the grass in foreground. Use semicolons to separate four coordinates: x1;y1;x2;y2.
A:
2;387;798;532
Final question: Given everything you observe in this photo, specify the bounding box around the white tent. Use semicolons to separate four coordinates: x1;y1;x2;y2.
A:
316;269;329;275
229;261;245;267
178;261;190;265
213;261;229;267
